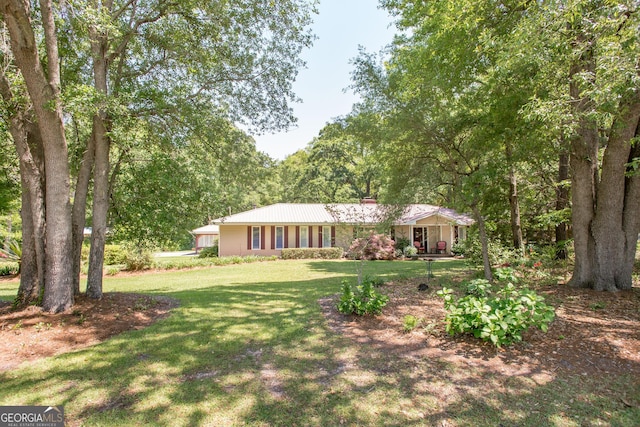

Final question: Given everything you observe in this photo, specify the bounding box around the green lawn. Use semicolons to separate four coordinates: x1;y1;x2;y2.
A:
0;259;638;426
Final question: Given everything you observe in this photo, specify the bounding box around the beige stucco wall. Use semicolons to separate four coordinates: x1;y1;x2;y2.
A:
218;224;350;257
218;219;467;257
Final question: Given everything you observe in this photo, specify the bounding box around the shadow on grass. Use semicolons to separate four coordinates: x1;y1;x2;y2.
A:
0;261;637;426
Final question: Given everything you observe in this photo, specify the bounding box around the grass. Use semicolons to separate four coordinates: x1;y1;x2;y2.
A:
0;259;638;426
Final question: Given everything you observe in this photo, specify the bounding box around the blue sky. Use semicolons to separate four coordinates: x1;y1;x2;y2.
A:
252;0;395;160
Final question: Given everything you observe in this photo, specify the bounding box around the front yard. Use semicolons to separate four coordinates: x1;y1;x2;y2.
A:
0;259;638;426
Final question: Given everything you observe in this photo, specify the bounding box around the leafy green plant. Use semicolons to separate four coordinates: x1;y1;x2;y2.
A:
198;245;219;258
0;263;19;276
103;245;128;265
337;276;390;316
403;245;418;257
461;278;492;297
403;314;422;333
281;248;343;260
437;283;555;348
493;267;518;284
122;249;154;271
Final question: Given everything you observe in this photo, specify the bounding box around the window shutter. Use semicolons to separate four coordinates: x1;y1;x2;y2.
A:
271;226;275;250
309;226;313;248
247;226;252;250
261;226;265;250
284;226;289;248
319;227;323;248
331;226;336;247
296;226;300;248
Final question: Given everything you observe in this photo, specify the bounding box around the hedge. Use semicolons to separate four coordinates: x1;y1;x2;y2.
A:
281;247;343;260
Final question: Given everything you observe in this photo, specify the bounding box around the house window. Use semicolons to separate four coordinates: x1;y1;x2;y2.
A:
252;226;261;250
322;226;332;248
300;226;309;248
275;226;284;250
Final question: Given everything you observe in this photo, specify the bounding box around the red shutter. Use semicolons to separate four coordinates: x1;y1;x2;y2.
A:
247;226;252;250
309;226;313;248
331;226;336;247
319;227;323;248
296;226;300;248
284;226;289;248
271;226;275;250
261;226;265;250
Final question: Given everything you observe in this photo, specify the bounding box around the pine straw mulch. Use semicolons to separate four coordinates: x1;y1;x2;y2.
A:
0;292;179;372
319;277;640;379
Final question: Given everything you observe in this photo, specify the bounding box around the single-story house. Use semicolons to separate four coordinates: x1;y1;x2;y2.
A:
208;202;473;257
192;224;220;252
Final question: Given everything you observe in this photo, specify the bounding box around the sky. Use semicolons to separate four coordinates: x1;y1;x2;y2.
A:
251;0;396;161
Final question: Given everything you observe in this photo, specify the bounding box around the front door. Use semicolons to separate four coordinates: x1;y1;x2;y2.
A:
413;227;427;253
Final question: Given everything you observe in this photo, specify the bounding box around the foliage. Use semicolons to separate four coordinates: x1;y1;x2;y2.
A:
347;232;396;260
280;248;343;260
0;263;19;276
337;276;389;316
437;282;555;348
403;245;418;257
103;245;128;266
0;239;21;263
198;245;219;258
122;250;154;272
463;238;524;268
276;120;384;203
402;314;422;333
461;278;492;298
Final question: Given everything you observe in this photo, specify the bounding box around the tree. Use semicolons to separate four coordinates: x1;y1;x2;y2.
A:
1;0;75;312
365;0;640;290
1;0;317;310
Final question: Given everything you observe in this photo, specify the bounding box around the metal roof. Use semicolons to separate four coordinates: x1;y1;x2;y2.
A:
192;224;220;234
211;203;473;226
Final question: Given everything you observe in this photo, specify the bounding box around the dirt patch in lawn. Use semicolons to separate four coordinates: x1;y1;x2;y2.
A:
320;278;640;379
0;293;179;372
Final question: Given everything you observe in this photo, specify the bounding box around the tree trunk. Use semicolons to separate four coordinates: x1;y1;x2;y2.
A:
2;0;74;312
472;204;493;282
567;25;640;290
589;98;640;291
504;143;523;252
13;122;46;305
71;133;95;295
0;70;46;306
86;3;113;299
555;150;570;260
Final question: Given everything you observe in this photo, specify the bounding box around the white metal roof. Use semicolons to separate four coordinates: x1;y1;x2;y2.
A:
192;224;220;234
210;203;473;226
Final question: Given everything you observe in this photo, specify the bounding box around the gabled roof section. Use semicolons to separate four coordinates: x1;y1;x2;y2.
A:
212;203;473;226
397;205;475;226
192;224;220;234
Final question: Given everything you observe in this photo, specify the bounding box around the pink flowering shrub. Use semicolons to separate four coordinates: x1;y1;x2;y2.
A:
347;232;396;260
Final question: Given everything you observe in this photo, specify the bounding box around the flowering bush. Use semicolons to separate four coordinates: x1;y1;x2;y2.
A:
347;232;396;260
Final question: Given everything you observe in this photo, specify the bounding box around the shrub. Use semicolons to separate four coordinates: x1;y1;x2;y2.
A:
337;276;389;316
281;247;343;260
0;263;19;276
122;249;153;271
403;245;418;257
198;245;219;258
104;245;127;265
395;237;411;252
437;283;555;348
347;232;396;260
